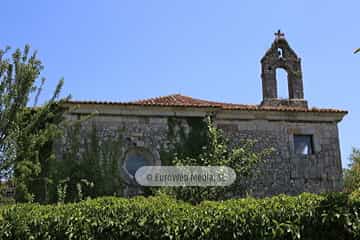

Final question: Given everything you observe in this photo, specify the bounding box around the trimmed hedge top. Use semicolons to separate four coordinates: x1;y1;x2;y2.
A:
0;192;360;240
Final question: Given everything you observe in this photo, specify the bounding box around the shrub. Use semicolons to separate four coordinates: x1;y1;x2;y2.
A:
0;192;359;240
157;117;273;204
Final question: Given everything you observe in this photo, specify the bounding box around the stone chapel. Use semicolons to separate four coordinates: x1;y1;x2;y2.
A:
63;31;347;196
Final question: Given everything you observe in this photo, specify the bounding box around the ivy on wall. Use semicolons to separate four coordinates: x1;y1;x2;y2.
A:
51;122;125;203
14;114;271;204
158;116;272;204
160;116;209;165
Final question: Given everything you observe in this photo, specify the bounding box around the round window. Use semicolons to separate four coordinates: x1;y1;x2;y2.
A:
123;148;153;177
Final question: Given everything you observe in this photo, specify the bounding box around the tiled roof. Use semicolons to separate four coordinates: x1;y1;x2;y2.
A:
131;94;248;107
65;94;348;114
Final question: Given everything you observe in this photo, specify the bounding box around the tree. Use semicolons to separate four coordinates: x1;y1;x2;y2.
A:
344;148;360;192
0;45;68;202
157;117;273;204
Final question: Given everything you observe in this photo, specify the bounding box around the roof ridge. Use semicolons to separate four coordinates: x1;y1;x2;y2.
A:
130;93;181;104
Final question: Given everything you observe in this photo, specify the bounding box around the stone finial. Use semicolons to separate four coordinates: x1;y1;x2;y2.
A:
274;30;285;39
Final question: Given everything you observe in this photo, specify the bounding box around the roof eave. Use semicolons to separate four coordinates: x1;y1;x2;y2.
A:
62;102;347;123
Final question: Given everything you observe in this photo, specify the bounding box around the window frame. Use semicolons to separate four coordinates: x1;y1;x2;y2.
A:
120;146;161;186
123;147;154;179
293;134;315;156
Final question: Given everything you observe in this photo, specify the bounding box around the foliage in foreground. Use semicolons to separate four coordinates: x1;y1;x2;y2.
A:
0;45;67;202
344;148;360;192
0;192;359;240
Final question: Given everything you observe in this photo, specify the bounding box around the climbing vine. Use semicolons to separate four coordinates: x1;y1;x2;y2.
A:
160;116;209;165
51;122;125;203
158;116;273;204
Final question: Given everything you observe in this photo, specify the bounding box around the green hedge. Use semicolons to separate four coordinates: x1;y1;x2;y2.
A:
0;192;359;240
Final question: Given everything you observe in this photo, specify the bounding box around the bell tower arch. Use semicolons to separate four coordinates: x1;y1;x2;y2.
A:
261;30;308;108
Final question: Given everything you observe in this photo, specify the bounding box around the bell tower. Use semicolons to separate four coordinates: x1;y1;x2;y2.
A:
260;30;308;108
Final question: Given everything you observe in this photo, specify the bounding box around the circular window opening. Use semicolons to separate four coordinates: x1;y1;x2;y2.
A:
123;148;153;178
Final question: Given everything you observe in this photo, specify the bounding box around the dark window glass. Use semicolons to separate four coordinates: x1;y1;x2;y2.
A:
294;135;314;155
124;150;152;176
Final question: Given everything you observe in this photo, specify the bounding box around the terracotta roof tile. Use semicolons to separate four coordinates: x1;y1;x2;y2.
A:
131;94;248;107
65;94;348;114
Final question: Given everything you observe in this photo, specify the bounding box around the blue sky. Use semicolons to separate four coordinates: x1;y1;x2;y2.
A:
1;0;359;167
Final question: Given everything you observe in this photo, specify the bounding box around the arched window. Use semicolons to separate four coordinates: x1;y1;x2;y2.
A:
276;68;288;99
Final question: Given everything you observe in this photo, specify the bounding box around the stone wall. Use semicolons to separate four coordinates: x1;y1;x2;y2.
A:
64;112;343;197
217;119;343;196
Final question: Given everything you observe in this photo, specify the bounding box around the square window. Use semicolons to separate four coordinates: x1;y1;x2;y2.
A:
294;135;314;155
